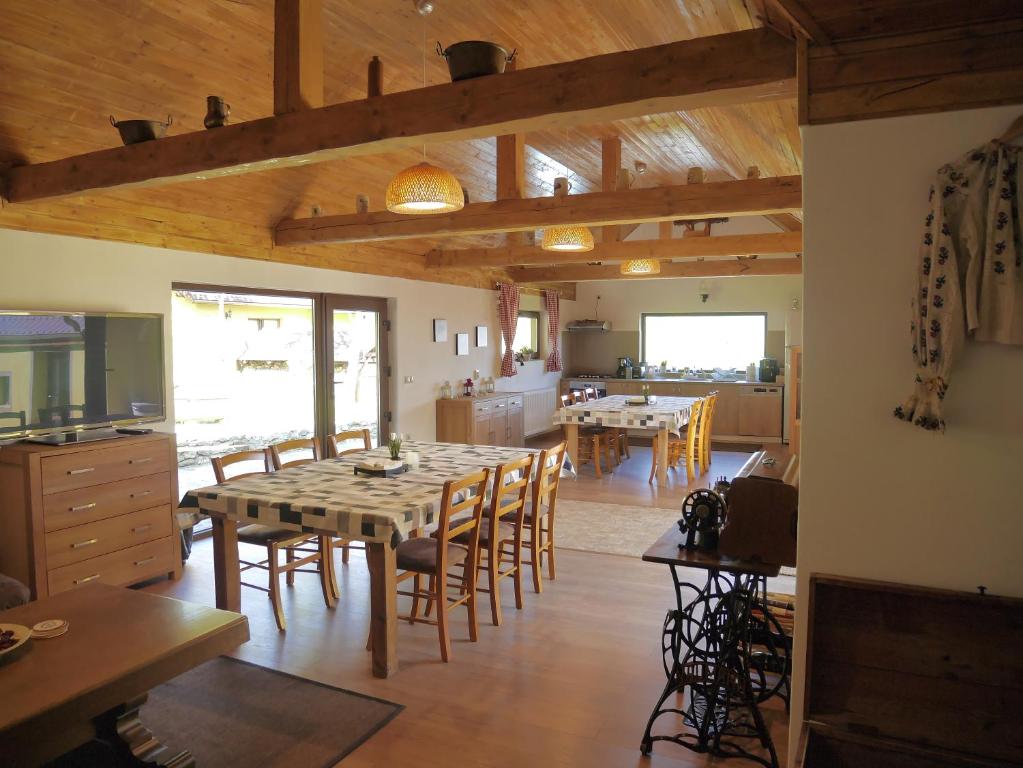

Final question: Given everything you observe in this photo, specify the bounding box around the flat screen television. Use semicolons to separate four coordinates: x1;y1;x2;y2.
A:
0;311;165;442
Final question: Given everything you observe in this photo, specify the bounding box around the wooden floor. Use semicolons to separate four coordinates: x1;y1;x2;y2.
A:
147;441;791;767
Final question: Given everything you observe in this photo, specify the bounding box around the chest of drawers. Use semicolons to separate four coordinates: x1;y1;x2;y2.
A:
0;433;180;599
436;393;525;447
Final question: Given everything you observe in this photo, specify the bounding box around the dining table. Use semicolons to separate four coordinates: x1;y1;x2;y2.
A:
552;395;699;485
177;440;560;678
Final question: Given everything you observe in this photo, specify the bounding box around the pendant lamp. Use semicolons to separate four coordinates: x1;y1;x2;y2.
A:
620;259;661;275
386;162;464;214
541;175;593;252
385;4;464;215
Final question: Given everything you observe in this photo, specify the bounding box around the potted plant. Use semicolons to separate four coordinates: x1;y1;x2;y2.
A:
514;346;535;365
388;432;402;461
642;384;652;404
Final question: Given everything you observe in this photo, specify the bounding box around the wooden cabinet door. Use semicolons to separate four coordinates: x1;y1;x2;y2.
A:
491;399;510;446
738;387;783;437
507;396;524;447
713;387;740;436
605;381;632;396
474;403;493;445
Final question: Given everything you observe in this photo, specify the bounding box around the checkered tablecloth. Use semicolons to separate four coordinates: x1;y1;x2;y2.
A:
177;441;566;547
552;395;699;436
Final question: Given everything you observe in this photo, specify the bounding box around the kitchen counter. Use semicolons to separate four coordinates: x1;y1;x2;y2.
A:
573;377;784;387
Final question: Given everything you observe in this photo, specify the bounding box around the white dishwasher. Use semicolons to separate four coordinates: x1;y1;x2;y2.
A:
738;385;783;438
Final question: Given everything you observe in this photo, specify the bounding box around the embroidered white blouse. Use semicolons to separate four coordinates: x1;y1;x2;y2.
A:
896;141;1021;431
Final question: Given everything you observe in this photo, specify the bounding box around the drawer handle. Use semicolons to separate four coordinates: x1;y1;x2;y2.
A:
132;524;153;534
134;556;156;567
67;467;95;476
73;573;100;585
71;538;99;549
129;457;153;465
496;403;505;408
131;490;153;499
70;502;97;513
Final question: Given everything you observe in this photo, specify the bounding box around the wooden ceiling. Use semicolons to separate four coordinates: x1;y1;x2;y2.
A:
0;0;802;289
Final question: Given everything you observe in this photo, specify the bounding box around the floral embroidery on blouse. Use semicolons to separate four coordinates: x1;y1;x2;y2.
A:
895;141;1022;432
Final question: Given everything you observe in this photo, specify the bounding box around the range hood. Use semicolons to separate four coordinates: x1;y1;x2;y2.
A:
566;319;611;332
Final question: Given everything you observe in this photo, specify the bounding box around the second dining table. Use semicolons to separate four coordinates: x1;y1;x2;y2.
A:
553;395;700;484
178;440;556;678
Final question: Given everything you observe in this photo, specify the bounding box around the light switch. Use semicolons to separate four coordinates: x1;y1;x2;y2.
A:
404;375;414;383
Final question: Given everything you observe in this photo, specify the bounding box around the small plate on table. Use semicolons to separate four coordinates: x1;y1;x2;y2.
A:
0;623;33;665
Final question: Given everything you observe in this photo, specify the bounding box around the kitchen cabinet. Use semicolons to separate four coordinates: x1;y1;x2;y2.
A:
437;393;525;447
605;381;633;396
738;385;784;437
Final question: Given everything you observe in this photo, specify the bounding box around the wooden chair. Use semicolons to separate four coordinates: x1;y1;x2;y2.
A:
569;389;618;476
325;428;373;458
458;454;534;626
522;441;567;593
324;429;373;564
211;449;337;631
649;397;704;484
698;391;719;472
268;437;321;470
396;469;491;662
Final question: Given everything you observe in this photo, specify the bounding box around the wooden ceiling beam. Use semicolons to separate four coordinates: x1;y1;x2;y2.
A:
601;136;622;245
511;257;802;283
273;0;324;115
765;0;832;46
427;231;802;268
275;175;802;246
1;28;795;204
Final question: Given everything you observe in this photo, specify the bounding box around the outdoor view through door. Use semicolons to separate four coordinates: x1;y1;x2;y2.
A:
171;286;389;497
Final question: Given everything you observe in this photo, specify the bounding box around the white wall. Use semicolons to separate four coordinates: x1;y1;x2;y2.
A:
792;106;1023;759
573;274;802;334
0;229;572;440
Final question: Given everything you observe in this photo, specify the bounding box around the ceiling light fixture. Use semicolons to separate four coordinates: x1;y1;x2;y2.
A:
541;176;593;253
386;1;465;215
620;259;661;275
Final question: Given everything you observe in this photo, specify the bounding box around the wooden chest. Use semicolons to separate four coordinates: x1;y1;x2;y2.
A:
0;433;180;599
797;575;1023;767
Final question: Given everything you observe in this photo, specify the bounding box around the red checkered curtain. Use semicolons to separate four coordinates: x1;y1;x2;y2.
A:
543;289;563;372
498;282;520;377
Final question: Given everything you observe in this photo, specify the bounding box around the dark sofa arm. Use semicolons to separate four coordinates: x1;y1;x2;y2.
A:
0;574;30;610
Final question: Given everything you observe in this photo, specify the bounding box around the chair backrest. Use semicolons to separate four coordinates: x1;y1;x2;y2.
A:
211;449;271;483
327;428;373;457
268;437;321;470
486;454;535;547
685;398;705;458
434;469;491;573
531;441;567;519
559;393;572;409
583;387;596;401
570;390;584;405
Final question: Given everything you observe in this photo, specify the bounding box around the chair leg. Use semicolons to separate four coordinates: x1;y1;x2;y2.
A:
318;536;338;608
285;545;296;587
342;541;351;565
487;545;502;626
424;574;436;617
592;435;603;478
437;575;452;662
546;521;557;581
529;522;543;594
512;536;524;610
268;543;286;632
648;435;658;484
464;550;479;643
622;431;631;458
409;574;422;624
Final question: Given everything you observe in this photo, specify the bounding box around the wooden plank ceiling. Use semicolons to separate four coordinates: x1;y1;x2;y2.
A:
0;0;804;290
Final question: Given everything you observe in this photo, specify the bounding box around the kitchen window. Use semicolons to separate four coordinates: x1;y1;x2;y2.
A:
503;311;540;357
0;371;10;409
642;313;766;370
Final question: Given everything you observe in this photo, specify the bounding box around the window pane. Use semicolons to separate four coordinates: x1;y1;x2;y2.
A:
332;309;381;447
504;314;538;354
644;314;766;370
171;290;316;497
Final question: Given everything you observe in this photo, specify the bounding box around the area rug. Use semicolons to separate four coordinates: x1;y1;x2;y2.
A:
140;657;402;768
554;499;798;578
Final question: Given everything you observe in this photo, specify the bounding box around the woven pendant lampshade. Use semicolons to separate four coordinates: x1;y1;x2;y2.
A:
620;259;661;275
386;162;465;214
541;225;594;252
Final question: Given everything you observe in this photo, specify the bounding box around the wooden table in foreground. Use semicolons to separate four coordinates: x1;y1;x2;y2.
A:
179;440;545;679
640;525;781;767
0;583;249;767
552;395;698;485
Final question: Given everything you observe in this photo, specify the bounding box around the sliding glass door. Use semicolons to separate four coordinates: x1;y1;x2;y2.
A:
171;286;389;499
322;295;389;447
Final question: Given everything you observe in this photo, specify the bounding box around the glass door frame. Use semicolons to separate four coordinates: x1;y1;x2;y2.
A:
318;294;391;446
171;282;391;454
